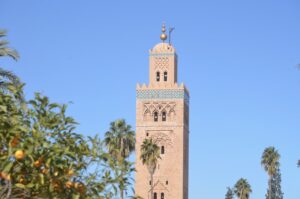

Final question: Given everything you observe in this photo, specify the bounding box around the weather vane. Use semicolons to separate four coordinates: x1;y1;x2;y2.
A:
169;27;175;45
160;23;175;45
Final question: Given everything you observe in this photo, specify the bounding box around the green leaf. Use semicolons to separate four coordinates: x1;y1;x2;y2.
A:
39;173;44;185
0;105;7;112
15;183;26;189
26;183;35;188
72;194;80;199
3;161;13;173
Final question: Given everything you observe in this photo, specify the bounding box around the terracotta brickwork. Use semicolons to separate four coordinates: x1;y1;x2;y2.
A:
135;42;189;199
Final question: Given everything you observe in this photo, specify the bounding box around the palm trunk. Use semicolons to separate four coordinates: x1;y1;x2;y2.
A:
120;189;124;199
150;173;154;199
120;166;124;199
268;175;272;199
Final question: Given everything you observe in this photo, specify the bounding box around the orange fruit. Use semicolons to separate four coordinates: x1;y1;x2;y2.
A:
10;137;19;147
65;181;73;189
19;177;25;184
74;182;79;189
54;171;59;176
41;168;48;174
34;160;42;168
1;172;11;181
52;180;61;191
14;150;25;160
67;169;74;176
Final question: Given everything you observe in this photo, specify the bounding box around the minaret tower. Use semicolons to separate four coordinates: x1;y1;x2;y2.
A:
135;24;190;199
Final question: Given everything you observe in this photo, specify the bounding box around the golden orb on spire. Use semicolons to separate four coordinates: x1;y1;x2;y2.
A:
160;23;168;42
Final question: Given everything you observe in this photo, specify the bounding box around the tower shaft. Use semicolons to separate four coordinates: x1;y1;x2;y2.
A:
135;33;189;199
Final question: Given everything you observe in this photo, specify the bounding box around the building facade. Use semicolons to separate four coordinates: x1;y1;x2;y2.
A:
135;25;190;199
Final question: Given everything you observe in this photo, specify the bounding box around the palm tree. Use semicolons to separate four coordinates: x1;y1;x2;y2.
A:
0;29;24;102
234;178;252;199
261;147;280;199
104;119;135;199
140;139;160;199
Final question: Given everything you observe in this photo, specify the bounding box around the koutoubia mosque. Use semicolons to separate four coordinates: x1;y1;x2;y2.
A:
135;24;190;199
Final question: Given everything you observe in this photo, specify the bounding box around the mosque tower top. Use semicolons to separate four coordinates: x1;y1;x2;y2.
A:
148;23;177;86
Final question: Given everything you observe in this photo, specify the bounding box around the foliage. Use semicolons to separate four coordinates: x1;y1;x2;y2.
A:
140;138;160;199
234;178;252;199
140;139;160;176
261;147;281;199
0;88;124;198
0;29;19;61
265;168;284;199
225;187;234;199
104;120;135;160
0;28;136;198
104;119;135;199
0;29;24;102
261;147;280;177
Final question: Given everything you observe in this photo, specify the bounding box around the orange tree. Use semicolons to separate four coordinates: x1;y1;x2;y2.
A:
0;28;135;198
0;87;122;198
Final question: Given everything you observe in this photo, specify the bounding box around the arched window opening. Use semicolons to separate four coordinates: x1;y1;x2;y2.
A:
154;112;158;122
149;180;151;185
161;192;165;199
156;72;160;82
166;180;168;185
144;110;151;121
170;110;175;121
154;192;157;199
161;146;165;154
164;71;168;81
162;111;167;122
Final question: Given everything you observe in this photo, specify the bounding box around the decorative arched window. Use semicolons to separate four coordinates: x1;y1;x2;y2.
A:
169;110;175;121
154;112;158;122
154;192;157;199
156;72;160;82
161;146;165;154
164;71;168;81
161;192;165;199
144;110;151;121
162;111;167;122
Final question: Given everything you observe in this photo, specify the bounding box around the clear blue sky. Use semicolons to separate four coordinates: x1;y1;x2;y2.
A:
2;0;300;198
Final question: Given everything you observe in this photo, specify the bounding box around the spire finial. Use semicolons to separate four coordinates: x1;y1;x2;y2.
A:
160;23;168;42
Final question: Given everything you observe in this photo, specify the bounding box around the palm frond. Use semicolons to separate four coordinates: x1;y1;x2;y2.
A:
0;48;19;61
0;40;9;47
0;68;25;103
0;29;7;37
261;146;280;176
0;67;21;86
0;29;19;60
234;178;252;199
